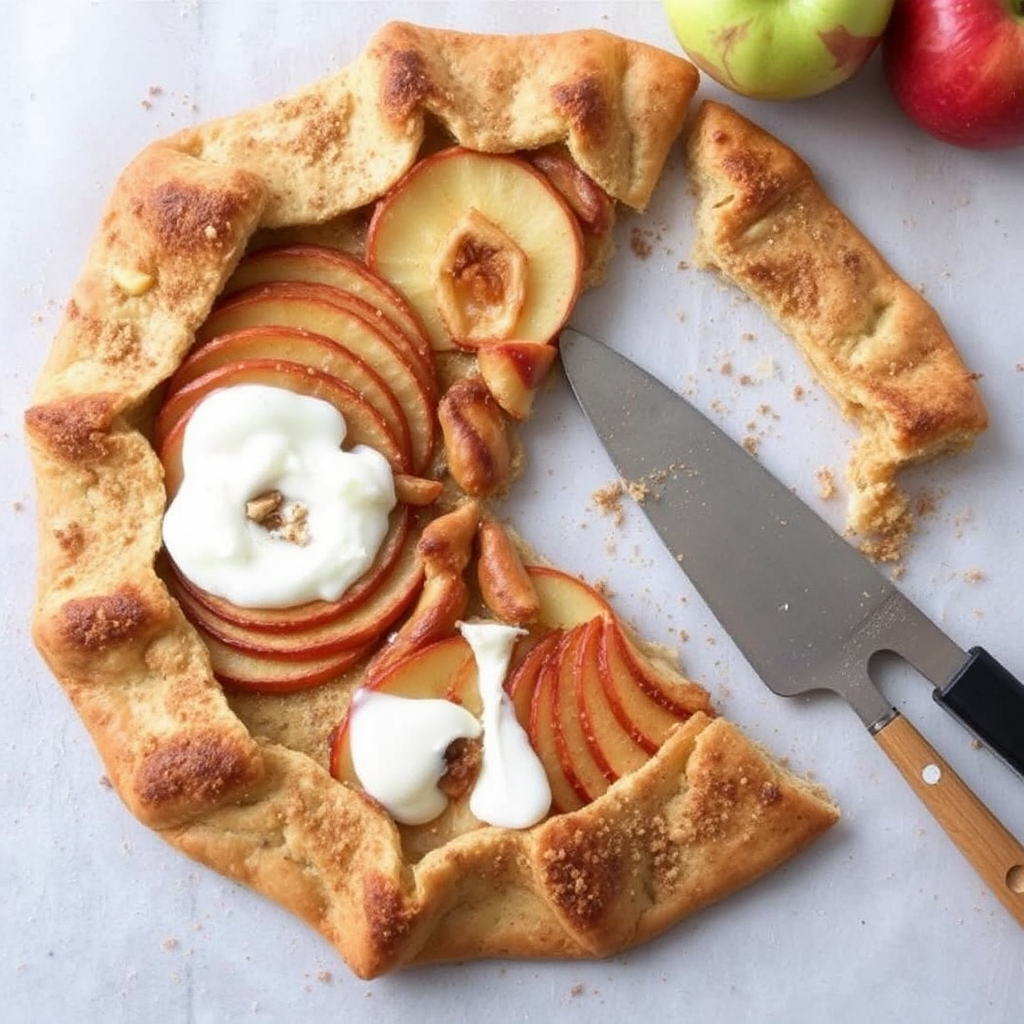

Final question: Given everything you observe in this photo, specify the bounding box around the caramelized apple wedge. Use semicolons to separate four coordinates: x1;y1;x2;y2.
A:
476;340;557;420
367;147;584;351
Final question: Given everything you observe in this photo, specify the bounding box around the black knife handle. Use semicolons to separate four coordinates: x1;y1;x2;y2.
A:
934;647;1024;779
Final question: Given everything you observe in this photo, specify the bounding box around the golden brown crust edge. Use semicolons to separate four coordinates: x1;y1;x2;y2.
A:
24;23;838;978
686;100;988;561
166;716;838;979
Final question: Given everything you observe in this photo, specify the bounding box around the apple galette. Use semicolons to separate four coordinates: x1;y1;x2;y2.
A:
25;22;838;979
687;101;988;562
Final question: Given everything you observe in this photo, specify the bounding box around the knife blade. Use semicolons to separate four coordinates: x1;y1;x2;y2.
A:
560;327;1024;926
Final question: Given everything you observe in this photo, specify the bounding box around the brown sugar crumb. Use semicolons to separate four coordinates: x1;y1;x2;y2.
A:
742;435;759;457
593;578;616;599
815;467;836;501
915;487;945;518
720;360;733;376
593;480;625;524
737;373;754;387
570;983;586;998
792;384;805;401
625;479;649;503
630;225;662;259
963;568;986;584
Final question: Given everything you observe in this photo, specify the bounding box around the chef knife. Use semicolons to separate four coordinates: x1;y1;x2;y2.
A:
560;327;1024;926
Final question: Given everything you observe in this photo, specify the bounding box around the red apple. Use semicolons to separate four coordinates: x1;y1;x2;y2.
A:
550;625;613;803
476;340;557;420
883;0;1024;149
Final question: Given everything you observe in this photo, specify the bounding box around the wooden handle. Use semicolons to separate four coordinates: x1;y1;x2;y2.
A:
875;713;1024;927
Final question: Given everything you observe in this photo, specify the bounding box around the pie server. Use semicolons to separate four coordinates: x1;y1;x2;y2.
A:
560;327;1024;926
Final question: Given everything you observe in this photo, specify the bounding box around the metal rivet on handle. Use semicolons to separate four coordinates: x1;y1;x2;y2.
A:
1008;865;1024;894
921;763;942;785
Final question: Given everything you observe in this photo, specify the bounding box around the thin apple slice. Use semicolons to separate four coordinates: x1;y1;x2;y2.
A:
597;619;697;753
204;632;373;695
194;283;436;471
157;360;409;496
551;624;614;802
329;634;476;789
574;617;649;780
169;506;410;633
506;627;564;729
524;565;612;629
202;280;436;401
222;244;433;369
476;340;557;420
610;619;713;719
171;532;424;658
366;147;584;351
527;632;585;815
165;326;412;464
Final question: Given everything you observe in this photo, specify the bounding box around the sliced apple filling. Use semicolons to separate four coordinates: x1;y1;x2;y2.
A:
367;147;585;351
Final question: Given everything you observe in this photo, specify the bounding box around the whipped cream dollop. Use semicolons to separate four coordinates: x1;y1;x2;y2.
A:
348;621;552;829
348;689;482;826
162;384;396;609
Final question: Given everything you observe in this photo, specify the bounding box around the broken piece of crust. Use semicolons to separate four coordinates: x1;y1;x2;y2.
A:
686;101;988;561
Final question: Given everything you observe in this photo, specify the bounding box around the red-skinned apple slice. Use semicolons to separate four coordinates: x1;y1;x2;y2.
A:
366;147;584;351
194;283;436;471
525;565;612;629
221;244;433;368
169;506;411;633
550;624;614;802
609;619;712;719
597;618;702;753
574;617;649;780
205;632;373;695
527;632;584;815
329;634;476;789
165;326;412;463
157;360;409;492
476;340;558;420
506;627;565;729
171;533;424;659
203;280;436;401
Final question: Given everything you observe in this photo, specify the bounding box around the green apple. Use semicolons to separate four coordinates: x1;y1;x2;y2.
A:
663;0;896;100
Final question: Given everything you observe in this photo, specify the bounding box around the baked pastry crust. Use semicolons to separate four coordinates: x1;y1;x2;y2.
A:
687;101;988;561
25;23;837;979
